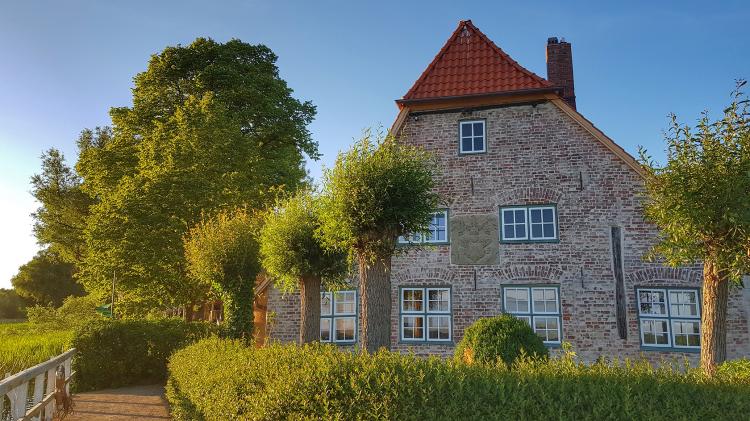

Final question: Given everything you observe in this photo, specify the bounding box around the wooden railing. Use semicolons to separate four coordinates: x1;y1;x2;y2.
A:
0;348;75;421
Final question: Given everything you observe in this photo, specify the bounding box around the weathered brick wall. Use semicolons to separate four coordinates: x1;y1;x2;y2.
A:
266;285;300;344
265;101;750;362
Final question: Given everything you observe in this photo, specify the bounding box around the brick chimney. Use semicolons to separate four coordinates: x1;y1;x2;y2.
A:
546;37;576;109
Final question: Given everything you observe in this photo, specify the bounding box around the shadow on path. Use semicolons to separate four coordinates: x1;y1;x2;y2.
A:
65;384;170;420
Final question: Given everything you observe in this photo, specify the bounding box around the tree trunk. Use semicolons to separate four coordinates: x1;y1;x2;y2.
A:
359;255;392;353
299;275;321;344
701;259;729;376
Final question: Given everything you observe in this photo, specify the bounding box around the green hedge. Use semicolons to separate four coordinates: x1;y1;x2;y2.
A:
166;338;750;421
72;319;216;391
454;314;547;366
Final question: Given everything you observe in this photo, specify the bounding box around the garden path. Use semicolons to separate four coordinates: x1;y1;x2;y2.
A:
65;384;170;420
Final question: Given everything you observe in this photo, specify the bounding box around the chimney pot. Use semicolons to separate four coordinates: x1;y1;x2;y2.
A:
546;37;576;109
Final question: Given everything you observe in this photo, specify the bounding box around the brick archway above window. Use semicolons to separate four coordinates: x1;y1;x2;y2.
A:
481;264;564;285
494;187;563;207
627;267;702;286
393;267;458;284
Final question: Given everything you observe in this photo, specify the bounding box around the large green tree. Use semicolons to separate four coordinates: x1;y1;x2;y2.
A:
318;130;440;352
260;189;348;343
0;289;26;319
11;250;84;307
184;208;261;339
639;82;750;375
75;38;317;314
31;148;93;264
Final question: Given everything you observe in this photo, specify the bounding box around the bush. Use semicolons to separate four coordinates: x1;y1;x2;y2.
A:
72;319;216;391
167;338;750;421
716;358;750;385
454;314;548;366
27;295;104;330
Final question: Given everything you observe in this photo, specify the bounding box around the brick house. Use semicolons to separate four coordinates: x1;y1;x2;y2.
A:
257;20;750;362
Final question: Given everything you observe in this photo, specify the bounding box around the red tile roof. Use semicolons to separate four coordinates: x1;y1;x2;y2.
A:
401;20;552;102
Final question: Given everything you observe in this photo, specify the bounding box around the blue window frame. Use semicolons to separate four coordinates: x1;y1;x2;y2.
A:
400;287;452;342
500;205;558;242
459;120;486;154
398;210;449;245
320;290;357;343
503;285;562;345
637;288;700;350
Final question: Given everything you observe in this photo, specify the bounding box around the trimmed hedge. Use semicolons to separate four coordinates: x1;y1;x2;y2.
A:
72;319;216;391
454;314;548;366
167;338;750;421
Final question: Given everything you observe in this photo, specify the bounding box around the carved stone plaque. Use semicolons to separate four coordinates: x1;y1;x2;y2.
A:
450;214;500;265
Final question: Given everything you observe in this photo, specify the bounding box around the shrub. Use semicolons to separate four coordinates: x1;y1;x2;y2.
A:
716;358;750;385
454;314;548;366
167;338;750;421
27;295;104;330
72;319;216;391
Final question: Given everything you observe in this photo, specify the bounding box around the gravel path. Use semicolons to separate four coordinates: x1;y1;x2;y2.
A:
65;384;171;420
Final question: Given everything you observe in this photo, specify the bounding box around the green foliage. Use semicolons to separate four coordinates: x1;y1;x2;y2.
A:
454;315;548;366
184;208;260;338
638;82;750;282
11;250;84;307
167;338;750;421
31;148;92;264
318;129;440;261
0;289;26;319
26;295;105;330
260;188;348;292
716;358;750;385
72;319;216;392
0;322;73;375
75;38;317;314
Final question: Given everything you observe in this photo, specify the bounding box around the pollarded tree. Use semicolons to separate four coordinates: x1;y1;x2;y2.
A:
184;208;261;339
318;130;440;352
639;81;750;375
260;189;348;343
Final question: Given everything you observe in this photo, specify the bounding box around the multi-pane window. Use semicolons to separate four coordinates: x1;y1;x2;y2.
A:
320;290;357;343
400;287;451;342
637;288;700;349
500;206;557;241
503;286;561;344
459;120;485;153
398;210;449;244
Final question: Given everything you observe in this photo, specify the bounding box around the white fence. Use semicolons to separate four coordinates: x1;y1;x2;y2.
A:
0;349;75;421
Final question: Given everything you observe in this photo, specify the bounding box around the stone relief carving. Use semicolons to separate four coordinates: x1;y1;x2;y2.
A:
450;214;500;265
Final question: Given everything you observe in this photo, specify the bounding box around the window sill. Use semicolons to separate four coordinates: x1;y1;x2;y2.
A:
398;340;455;346
639;346;700;354
500;239;560;244
396;241;450;248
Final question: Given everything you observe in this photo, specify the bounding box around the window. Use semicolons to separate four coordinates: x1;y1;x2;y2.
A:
320;290;357;343
459;120;485;153
503;286;561;345
637;288;700;349
398;210;449;244
500;206;557;242
400;287;451;342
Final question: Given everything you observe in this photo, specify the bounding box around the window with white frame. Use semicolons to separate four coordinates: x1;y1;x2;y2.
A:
459;120;485;153
400;287;451;342
503;286;561;344
637;288;700;349
320;290;357;343
398;210;449;244
500;206;557;241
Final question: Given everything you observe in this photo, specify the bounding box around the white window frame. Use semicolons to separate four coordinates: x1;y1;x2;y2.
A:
503;286;561;345
320;290;357;344
637;288;701;350
500;206;558;242
398;210;449;245
400;287;452;342
459;120;486;154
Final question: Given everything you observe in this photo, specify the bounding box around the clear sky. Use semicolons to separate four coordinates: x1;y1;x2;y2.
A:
0;1;747;288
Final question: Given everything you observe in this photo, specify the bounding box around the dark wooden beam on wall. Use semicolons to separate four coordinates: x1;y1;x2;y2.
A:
611;226;627;340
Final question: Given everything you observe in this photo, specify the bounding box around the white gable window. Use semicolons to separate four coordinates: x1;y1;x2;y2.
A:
500;206;558;242
398;210;449;245
459;120;486;154
637;288;700;349
320;290;357;343
503;286;561;345
400;287;452;342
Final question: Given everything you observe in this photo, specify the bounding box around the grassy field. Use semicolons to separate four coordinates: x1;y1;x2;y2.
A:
0;321;73;375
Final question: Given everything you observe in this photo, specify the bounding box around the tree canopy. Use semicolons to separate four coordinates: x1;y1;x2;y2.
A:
0;289;26;319
74;38;317;314
184;207;261;339
11;250;84;307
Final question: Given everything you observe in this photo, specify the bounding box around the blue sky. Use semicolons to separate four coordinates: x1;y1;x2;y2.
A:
0;1;747;288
